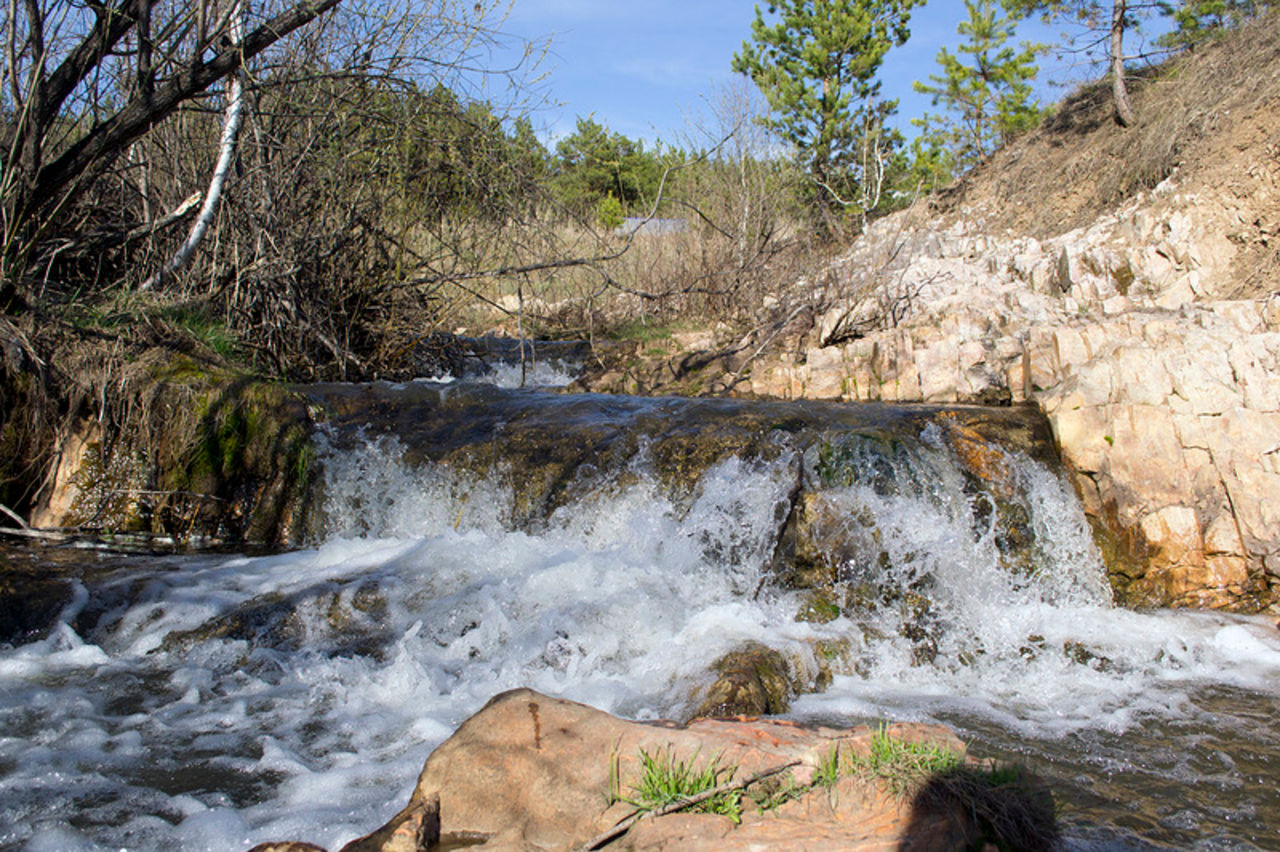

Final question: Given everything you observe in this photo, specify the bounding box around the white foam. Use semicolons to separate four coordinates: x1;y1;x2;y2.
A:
1;432;1278;849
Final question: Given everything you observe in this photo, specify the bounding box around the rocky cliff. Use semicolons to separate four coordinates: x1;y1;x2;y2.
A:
747;184;1278;610
583;17;1280;611
739;20;1280;611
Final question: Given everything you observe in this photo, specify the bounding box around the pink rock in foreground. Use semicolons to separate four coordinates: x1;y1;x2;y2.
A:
320;688;1056;852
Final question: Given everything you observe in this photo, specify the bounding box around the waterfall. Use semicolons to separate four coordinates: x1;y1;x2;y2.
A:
2;383;1279;850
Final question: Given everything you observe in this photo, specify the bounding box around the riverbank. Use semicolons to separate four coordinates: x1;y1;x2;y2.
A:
573;16;1280;614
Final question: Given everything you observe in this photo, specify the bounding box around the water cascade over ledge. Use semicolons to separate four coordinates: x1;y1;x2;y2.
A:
2;381;1279;850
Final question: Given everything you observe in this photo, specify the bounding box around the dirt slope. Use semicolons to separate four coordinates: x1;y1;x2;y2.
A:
933;11;1280;298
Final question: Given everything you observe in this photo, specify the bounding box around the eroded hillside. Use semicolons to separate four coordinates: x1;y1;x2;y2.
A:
935;14;1280;299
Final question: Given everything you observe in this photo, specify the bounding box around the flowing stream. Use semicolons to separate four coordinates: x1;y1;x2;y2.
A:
1;376;1279;851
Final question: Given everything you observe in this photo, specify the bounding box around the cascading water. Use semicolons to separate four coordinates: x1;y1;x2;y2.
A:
1;382;1278;851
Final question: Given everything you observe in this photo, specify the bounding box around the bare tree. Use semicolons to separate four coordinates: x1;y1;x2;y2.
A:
0;0;345;303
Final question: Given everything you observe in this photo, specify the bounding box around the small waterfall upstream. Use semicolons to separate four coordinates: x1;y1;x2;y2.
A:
1;377;1279;851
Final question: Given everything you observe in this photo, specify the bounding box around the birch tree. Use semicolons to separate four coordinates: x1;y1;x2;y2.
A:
0;0;345;307
141;0;247;290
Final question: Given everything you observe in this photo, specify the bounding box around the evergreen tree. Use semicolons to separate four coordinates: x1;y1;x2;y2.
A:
552;118;661;216
732;0;922;231
900;135;956;194
913;0;1043;173
1158;0;1266;47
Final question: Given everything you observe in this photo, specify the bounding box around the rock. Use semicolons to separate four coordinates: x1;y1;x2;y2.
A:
695;642;797;718
340;794;440;852
31;371;318;546
334;688;1056;852
726;181;1280;612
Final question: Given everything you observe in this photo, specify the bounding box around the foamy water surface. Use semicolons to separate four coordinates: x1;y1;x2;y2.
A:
2;425;1278;850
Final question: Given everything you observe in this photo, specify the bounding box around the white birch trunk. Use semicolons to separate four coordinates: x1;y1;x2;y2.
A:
141;0;246;291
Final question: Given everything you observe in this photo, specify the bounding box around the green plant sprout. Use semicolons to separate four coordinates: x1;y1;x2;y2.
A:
612;747;743;823
813;743;843;789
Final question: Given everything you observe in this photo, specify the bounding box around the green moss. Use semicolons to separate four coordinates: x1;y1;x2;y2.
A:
796;592;841;623
145;379;318;544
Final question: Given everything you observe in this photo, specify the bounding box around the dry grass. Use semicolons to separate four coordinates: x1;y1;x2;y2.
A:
935;8;1280;239
445;217;810;342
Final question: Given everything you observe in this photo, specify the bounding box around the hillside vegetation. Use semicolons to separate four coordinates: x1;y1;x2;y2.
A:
934;10;1280;299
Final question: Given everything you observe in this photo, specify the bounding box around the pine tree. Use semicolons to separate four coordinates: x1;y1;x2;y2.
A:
1006;0;1146;126
913;0;1043;174
552;118;661;215
732;0;922;231
1159;0;1265;48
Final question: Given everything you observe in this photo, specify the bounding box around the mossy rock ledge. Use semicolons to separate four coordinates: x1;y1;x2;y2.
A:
34;362;320;547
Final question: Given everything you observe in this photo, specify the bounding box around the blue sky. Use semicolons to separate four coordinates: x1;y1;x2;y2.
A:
490;0;1134;148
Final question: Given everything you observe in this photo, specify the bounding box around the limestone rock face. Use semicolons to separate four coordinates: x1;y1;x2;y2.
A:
327;688;1050;852
746;185;1280;611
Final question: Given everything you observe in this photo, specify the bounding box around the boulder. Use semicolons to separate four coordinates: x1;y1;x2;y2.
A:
694;642;798;718
314;688;1055;852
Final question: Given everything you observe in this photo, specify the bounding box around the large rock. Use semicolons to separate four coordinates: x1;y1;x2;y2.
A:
313;688;1054;852
30;363;319;546
742;184;1280;612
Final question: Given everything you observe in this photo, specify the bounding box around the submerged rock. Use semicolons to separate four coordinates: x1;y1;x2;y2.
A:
264;688;1056;852
695;642;797;718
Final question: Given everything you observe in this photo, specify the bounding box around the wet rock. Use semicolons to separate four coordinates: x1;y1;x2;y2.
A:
695;642;796;718
161;583;391;659
0;571;71;645
310;381;1060;539
340;794;440;852
32;371;319;546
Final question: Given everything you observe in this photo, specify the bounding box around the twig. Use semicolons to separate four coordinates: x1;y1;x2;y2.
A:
0;501;30;530
0;525;72;542
579;760;801;851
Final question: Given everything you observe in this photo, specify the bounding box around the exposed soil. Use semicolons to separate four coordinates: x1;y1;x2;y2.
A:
932;12;1280;298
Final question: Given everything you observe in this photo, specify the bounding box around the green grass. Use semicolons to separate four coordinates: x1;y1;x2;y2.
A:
157;305;239;359
602;733;1054;847
845;724;965;796
605;318;675;343
611;748;743;823
813;744;842;789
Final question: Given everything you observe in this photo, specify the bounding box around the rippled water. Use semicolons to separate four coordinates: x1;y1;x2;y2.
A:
1;390;1278;851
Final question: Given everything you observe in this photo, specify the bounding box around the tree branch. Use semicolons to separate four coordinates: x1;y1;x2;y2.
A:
22;0;344;220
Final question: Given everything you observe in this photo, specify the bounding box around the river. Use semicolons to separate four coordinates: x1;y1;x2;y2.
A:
1;367;1278;851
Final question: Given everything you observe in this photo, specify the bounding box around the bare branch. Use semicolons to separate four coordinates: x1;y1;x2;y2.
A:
22;0;344;220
